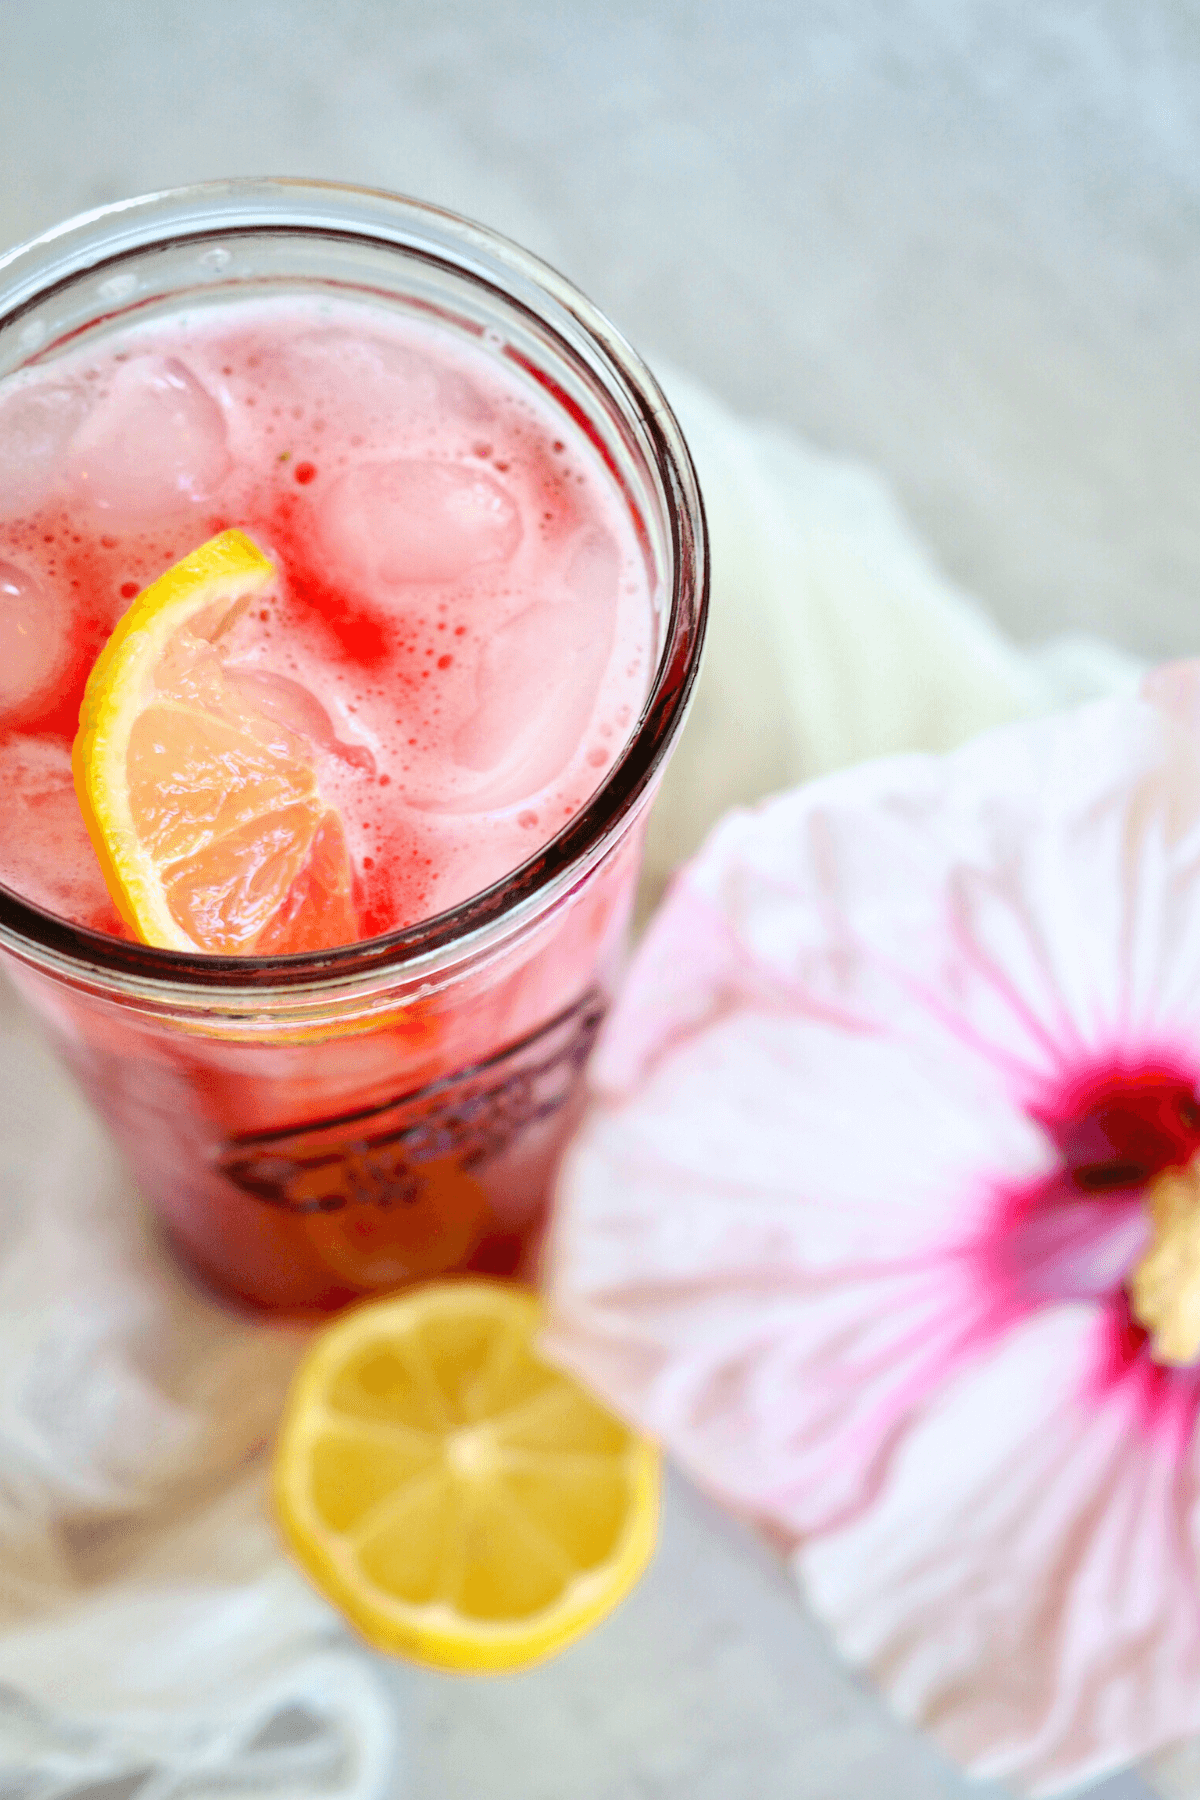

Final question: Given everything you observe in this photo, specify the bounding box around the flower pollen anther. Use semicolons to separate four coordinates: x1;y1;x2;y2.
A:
1131;1153;1200;1365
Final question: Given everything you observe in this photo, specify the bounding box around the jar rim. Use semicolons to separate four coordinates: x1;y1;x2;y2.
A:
0;178;708;998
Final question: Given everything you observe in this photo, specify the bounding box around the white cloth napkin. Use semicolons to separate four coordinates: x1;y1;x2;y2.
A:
643;368;1139;899
0;980;403;1800
0;363;1152;1798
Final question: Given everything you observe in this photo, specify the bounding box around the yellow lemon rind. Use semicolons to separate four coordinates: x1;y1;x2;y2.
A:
72;529;275;949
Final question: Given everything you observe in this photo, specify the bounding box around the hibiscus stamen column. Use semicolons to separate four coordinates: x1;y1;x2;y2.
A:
1130;1157;1200;1364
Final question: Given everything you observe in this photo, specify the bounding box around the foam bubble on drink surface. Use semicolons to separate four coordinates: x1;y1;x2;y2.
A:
0;297;655;941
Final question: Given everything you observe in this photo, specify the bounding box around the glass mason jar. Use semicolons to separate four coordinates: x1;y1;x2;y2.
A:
0;180;708;1314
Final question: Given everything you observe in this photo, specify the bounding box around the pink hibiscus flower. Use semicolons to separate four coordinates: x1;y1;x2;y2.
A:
544;675;1200;1796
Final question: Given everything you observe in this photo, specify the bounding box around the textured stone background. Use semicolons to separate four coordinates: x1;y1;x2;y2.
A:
1;4;1192;1795
5;0;1200;666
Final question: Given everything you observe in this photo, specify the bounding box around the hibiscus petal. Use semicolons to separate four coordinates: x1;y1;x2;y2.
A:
546;1249;998;1536
672;698;1200;1094
546;687;1200;1793
546;988;1054;1533
799;1304;1200;1795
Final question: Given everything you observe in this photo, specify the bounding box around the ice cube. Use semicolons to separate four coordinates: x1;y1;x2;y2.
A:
0;377;91;514
67;355;231;518
0;560;71;722
285;331;437;409
318;459;521;590
222;666;376;772
0;735;115;926
450;528;619;808
433;363;493;423
281;330;491;428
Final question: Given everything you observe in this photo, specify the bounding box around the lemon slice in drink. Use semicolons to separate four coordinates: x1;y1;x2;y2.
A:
73;529;357;954
272;1280;660;1672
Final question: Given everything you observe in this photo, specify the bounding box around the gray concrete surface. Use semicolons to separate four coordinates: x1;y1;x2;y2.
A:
3;4;1198;1795
5;1;1200;663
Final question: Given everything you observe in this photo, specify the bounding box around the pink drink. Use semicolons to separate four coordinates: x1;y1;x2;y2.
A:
0;298;653;942
0;183;706;1313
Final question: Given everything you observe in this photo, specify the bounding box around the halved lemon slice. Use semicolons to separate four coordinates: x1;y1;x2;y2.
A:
273;1279;660;1672
73;530;357;954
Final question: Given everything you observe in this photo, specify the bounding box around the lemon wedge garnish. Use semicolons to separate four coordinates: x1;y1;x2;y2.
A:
73;529;357;954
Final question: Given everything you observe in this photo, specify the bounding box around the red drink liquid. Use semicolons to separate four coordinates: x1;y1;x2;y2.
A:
0;298;653;942
0;184;706;1313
